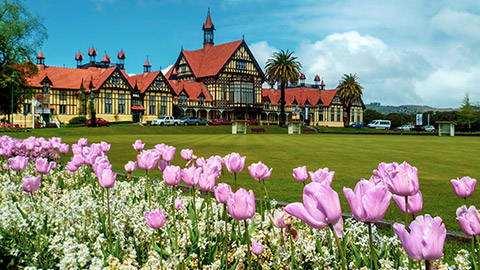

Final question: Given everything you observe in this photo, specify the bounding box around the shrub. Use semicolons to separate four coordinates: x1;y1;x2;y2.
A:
68;116;86;125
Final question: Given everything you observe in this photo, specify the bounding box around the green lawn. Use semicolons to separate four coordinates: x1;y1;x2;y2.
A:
7;124;480;233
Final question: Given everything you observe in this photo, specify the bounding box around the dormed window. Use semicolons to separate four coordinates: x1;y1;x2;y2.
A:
155;80;163;87
60;90;67;101
199;95;205;106
112;77;120;84
236;61;247;70
265;100;270;110
179;94;188;105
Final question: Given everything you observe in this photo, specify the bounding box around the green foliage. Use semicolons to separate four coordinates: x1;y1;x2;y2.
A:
363;109;384;125
337;73;363;127
172;103;183;119
458;93;477;131
77;86;88;116
68;116;86;125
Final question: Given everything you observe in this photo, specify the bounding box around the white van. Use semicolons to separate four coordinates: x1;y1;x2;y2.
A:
367;119;391;129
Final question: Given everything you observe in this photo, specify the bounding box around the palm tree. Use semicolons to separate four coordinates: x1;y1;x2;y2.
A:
336;73;363;127
265;50;302;127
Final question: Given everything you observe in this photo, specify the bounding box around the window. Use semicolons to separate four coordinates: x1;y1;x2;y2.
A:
161;96;167;116
155;80;163;87
179;94;188;105
149;95;156;115
230;83;253;104
236;61;247;70
180;65;186;73
132;94;142;106
199;95;205;106
118;94;125;114
105;93;112;114
337;107;341;122
42;84;49;94
330;107;335;122
60;90;67;101
59;105;66;115
351;109;354;123
265;101;270;110
221;84;228;101
318;107;323;121
357;109;360;122
23;103;31;114
112;77;120;84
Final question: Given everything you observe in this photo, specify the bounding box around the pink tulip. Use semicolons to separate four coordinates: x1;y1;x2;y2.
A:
393;214;446;260
144;209;166;229
343;179;392;222
67;161;78;173
456;205;480;236
22;175;41;194
181;166;202;186
384;161;419;196
308;167;334;185
35;158;56;175
392;191;423;215
2;163;8;170
224;152;246;173
175;199;183;210
199;172;217;191
214;183;232;204
373;162;396;181
132;140;145;151
227;188;256;220
206;155;223;173
293;166;308;183
58;143;69;155
162;146;176;163
248;161;273;181
252;241;263;256
157;160;167;172
196;157;206;167
124;161;137;173
98;168;116;188
181;149;194;161
78;138;88;146
269;209;287;228
163;165;182;186
72;144;82;155
451;176;477;199
284;181;342;229
137;150;161;171
8;156;29;171
100;141;111;152
49;137;62;149
72;155;84;168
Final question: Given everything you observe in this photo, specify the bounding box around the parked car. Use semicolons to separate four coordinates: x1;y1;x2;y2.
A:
198;118;211;125
350;122;364;128
85;118;110;127
422;125;435;132
367;120;391;129
395;124;414;131
245;118;259;125
151;116;181;126
180;116;201;126
211;118;231;125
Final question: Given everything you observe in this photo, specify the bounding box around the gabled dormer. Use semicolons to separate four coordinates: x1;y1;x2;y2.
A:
222;41;265;79
178;89;189;105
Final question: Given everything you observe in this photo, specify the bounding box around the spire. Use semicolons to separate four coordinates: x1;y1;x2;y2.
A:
299;73;306;86
88;46;97;62
75;51;84;67
101;54;111;63
144;58;151;73
36;51;45;65
117;50;126;69
203;9;215;51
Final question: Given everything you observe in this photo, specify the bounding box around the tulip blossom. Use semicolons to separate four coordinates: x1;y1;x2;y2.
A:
181;166;202;186
284;181;342;229
293;166;308;183
248;161;273;181
8;156;29;171
144;209;166;230
137;150;161;171
163;165;181;186
132;140;145;152
199;172;217;191
343;179;392;222
227;188;256;220
451;176;477;199
269;209;287;228
175;199;183;210
124;161;137;173
456;205;480;236
100;141;111;152
2;163;8;170
78;138;88;146
58;143;69;155
196;157;206;168
98;169;116;189
308;167;334;185
373;162;396;181
392;191;423;215
224;152;246;173
22;175;41;194
181;149;194;161
157;160;167;172
67;161;78;173
162;146;176;163
35;158;56;175
72;155;85;168
214;183;232;204
252;241;264;256
71;144;82;155
383;161;419;196
393;214;446;260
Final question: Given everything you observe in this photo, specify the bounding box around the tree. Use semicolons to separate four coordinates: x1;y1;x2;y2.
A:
265;50;302;127
363;109;384;125
0;0;47;122
458;93;476;131
336;74;363;127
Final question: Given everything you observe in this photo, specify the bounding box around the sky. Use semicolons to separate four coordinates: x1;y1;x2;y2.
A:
25;0;480;108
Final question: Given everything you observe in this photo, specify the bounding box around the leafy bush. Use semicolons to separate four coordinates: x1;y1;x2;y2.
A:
68;116;86;125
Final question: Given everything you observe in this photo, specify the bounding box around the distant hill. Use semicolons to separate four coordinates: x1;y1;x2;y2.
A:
366;103;457;114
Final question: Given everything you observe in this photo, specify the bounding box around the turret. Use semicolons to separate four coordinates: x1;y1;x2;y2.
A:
203;8;215;51
75;52;84;67
88;46;97;63
117;50;126;69
299;73;306;86
144;58;151;73
36;51;45;65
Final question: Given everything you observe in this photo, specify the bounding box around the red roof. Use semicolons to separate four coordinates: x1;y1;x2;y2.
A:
300;73;306;80
101;54;111;63
144;59;151;67
180;40;243;78
314;75;320;81
320;80;325;86
118;50;126;59
168;80;212;101
262;87;337;107
129;71;166;94
75;52;84;61
131;105;145;110
88;47;97;56
203;11;215;30
37;51;45;59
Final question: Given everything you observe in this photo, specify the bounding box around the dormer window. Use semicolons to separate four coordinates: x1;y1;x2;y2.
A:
112;77;120;84
265;101;270;110
292;100;298;107
236;61;247;70
42;83;50;94
155;80;163;87
199;95;205;106
179;94;188;105
180;65;186;73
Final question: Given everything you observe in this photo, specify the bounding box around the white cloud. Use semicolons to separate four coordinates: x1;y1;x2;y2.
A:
161;64;173;75
249;41;278;70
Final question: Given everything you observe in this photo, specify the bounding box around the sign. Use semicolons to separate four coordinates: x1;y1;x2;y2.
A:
32;100;40;107
416;113;423;126
305;106;309;120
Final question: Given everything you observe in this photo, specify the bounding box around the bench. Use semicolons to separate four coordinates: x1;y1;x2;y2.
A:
303;129;317;134
251;128;266;134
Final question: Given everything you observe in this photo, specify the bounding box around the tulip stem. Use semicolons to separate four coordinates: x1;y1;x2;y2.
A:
289;230;295;269
234;172;237;192
192;188;197;222
367;222;378;270
244;219;252;270
146;170;151;209
329;223;346;270
223;203;228;267
424;260;430;270
474;236;480;267
404;196;409;229
259;181;264;222
172;193;177;250
159;229;164;270
107;188;112;253
206;191;211;234
262;179;270;214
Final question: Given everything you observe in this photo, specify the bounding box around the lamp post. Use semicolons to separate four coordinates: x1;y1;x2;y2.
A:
10;74;15;124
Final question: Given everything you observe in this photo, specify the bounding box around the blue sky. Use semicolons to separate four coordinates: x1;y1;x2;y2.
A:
26;0;480;108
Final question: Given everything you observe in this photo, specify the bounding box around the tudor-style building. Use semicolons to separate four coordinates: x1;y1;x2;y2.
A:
166;11;266;121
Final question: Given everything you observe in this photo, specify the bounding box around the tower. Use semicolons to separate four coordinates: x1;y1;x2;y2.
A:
88;46;97;63
75;52;84;67
36;51;45;65
144;58;151;73
117;50;126;69
203;9;215;51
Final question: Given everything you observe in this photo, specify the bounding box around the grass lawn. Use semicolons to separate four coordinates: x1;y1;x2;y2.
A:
6;124;480;234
